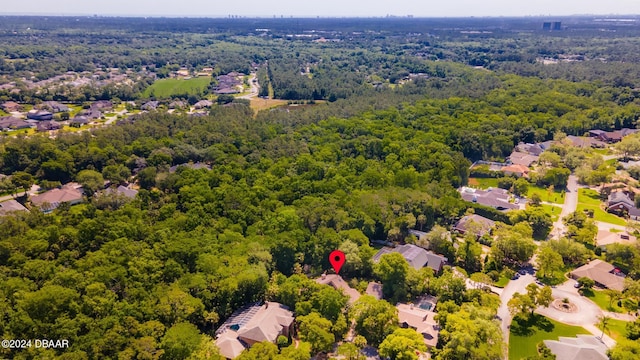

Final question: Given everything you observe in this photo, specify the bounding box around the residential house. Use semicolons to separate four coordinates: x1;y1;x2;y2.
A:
543;335;608;360
606;191;640;220
169;162;212;173
30;183;84;213
70;116;90;127
515;142;544;156
0;116;31;130
589;128;639;143
169;100;186;109
396;303;439;348
215;302;294;359
316;274;361;304
37;101;69;113
596;230;636;249
0;199;28;216
36;120;61;132
454;214;496;238
372;244;447;273
508;151;539;167
565;135;605;148
501;164;530;178
77;108;102;119
460;187;519;210
26;110;53;121
570;259;625;291
194;100;213;109
141;101;159;111
1;101;22;113
91;100;113;110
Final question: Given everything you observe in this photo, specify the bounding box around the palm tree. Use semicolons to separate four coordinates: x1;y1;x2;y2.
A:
598;315;610;341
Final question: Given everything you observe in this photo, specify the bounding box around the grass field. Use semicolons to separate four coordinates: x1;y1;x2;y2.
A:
142;77;211;98
509;315;589;360
527;185;565;204
577;188;627;226
582;288;625;313
468;177;500;189
494;276;510;288
249;98;288;113
600;318;630;340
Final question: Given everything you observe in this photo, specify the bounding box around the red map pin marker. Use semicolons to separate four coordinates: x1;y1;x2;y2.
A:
329;250;345;274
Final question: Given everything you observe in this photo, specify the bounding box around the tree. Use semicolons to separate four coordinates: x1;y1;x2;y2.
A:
615;134;640;159
297;312;335;353
577;277;595;289
537;245;564;279
456;236;483;273
161;322;202;360
608;339;640;360
530;192;542;206
379;328;427;360
76;169;104;195
436;304;503;360
374;252;410;302
490;225;536;268
236;342;279;360
598;315;611;340
508;284;553;318
513;177;530;197
11;171;34;193
352;295;398;346
337;342;366;360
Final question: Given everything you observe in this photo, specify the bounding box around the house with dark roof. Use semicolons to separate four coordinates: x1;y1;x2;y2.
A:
37;101;69;113
141;101;159;111
589;128;638;143
0;199;28;215
26;110;53;121
460;187;518;211
570;259;625;291
194;100;213;109
515;142;544;156
36;120;61;132
91;100;113;110
215;302;294;359
70;116;90;127
454;214;496;237
0;116;31;130
606;191;640;220
372;244;447;273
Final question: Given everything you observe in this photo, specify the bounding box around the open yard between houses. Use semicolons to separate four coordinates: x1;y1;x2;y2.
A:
509;315;589;360
142;77;211;98
527;185;565;204
577;188;627;226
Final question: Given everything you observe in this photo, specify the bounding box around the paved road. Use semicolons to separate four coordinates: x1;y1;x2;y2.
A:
595;221;628;232
237;73;259;100
550;175;578;239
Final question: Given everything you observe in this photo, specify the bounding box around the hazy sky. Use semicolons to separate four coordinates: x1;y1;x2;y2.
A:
3;0;640;17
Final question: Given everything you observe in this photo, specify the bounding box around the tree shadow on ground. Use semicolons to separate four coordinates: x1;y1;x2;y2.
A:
511;314;555;336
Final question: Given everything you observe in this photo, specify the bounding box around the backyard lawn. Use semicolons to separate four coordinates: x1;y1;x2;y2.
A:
527;185;565;204
467;177;500;189
142;77;211;98
582;288;626;313
509;315;589;360
578;189;627;226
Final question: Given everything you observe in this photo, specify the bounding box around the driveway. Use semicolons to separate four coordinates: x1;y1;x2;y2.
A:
550;175;578;239
535;280;617;348
237;73;259;100
496;273;536;351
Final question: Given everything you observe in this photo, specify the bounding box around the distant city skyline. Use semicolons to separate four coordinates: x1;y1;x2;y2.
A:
3;0;640;18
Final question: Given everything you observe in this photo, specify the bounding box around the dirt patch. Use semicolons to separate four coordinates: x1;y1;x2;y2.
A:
468;178;480;186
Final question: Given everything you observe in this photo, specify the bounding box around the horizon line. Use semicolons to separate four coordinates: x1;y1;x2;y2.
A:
0;13;639;19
